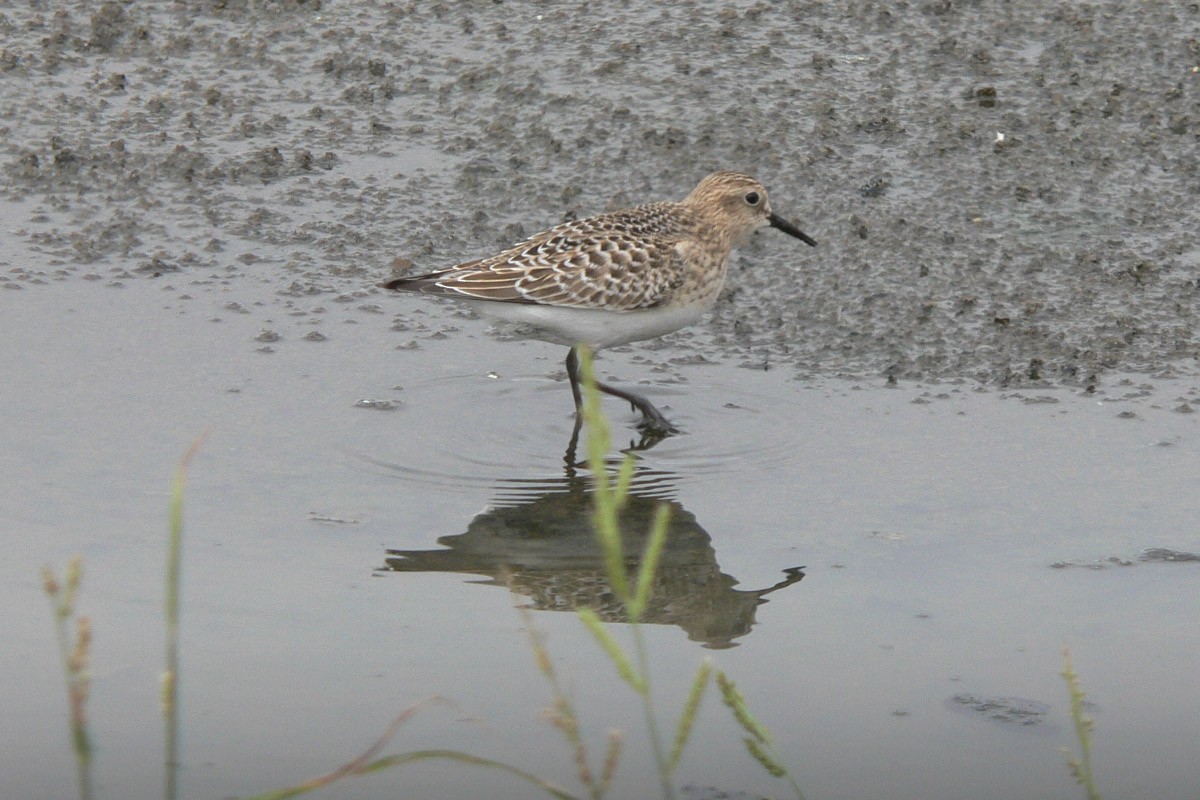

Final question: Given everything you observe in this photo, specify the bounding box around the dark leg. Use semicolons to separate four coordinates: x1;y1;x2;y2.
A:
565;346;678;435
566;346;585;412
563;413;583;476
594;382;677;434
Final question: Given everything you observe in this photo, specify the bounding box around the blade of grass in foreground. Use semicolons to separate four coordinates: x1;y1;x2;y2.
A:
516;600;610;798
717;671;806;800
575;345;675;800
627;504;670;623
578;608;646;693
576;346;633;604
243;703;579;800
1061;647;1101;800
42;556;93;800
667;659;712;774
163;433;206;800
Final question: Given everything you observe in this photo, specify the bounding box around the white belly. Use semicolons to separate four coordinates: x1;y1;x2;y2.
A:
463;299;711;350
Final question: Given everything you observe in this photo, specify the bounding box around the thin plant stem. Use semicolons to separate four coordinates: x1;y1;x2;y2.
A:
241;699;585;800
1061;647;1101;800
630;622;674;800
598;729;623;795
717;671;806;800
517;603;604;799
578;608;644;694
575;346;675;800
668;659;712;773
574;348;804;798
163;433;207;800
43;558;93;800
628;505;669;622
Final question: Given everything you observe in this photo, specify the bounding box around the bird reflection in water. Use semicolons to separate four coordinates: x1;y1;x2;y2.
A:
380;429;804;649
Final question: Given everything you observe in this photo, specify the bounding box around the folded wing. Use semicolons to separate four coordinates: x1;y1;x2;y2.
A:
381;204;689;311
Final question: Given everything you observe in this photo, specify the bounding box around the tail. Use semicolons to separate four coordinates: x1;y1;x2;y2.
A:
377;272;455;295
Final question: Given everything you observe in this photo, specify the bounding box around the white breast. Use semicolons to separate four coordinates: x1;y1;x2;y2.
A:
463;299;712;350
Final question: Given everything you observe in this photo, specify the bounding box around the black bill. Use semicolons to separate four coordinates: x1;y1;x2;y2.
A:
769;213;817;247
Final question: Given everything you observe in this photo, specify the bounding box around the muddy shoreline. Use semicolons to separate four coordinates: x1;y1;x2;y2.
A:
2;1;1197;389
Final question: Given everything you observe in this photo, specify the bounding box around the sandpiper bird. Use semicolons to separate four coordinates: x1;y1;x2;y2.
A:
380;171;816;434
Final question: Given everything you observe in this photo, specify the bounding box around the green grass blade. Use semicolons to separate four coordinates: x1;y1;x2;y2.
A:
576;346;632;602
598;729;624;794
628;504;670;622
716;671;772;745
667;659;712;774
1061;647;1101;800
613;452;635;509
716;671;806;799
577;608;645;693
577;346;612;488
243;750;580;800
43;558;94;800
516;605;602;795
744;737;787;778
239;700;582;800
163;433;206;800
63;556;83;616
594;500;631;603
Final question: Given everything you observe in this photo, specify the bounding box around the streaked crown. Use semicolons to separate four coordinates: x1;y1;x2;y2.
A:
682;171;779;243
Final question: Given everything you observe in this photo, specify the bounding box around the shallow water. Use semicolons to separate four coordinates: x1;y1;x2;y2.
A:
2;2;1199;799
4;278;1198;800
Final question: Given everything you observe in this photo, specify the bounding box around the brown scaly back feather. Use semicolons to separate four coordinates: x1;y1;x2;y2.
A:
381;202;695;310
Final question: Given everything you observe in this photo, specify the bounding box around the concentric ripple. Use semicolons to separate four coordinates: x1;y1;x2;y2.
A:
350;363;838;499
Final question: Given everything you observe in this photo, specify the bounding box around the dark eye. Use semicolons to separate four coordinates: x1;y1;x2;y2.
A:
744;191;761;206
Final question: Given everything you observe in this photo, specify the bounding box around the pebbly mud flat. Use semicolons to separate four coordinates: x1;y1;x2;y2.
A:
1;0;1197;390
